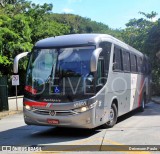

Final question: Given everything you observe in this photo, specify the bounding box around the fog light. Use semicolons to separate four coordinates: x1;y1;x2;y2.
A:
25;105;31;110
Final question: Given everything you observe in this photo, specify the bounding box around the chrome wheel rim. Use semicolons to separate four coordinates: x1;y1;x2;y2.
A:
109;108;114;123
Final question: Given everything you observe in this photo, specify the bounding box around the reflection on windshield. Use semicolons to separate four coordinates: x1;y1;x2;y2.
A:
26;46;95;97
31;49;57;85
58;48;91;77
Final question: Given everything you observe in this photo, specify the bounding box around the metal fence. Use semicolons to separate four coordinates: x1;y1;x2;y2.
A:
0;76;9;111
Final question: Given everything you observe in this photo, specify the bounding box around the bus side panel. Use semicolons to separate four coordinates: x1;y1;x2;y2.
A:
94;87;109;127
106;72;142;116
130;73;138;110
134;74;145;109
106;71;131;116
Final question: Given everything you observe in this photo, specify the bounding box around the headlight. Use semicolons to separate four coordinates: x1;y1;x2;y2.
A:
73;106;90;113
25;105;31;110
73;101;98;113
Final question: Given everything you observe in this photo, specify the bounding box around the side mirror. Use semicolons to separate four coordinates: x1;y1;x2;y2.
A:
90;48;102;72
13;52;29;74
27;52;31;58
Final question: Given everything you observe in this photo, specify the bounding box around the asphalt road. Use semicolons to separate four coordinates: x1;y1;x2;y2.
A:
0;102;160;153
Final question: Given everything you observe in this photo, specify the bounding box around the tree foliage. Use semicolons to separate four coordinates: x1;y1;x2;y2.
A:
0;0;160;95
0;0;70;95
50;13;121;38
121;12;160;94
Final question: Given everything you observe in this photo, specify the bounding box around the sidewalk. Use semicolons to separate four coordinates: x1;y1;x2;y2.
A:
0;96;23;119
151;96;160;104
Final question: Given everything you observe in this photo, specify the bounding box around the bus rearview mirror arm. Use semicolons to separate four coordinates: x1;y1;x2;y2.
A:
13;52;29;74
90;48;102;72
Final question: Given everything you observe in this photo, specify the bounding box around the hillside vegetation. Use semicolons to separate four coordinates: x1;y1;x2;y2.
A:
0;1;160;95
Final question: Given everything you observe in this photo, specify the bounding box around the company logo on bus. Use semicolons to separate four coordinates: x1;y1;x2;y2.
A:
49;110;56;116
43;99;61;102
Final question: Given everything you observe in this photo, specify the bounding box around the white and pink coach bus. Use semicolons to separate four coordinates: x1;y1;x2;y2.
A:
14;34;151;129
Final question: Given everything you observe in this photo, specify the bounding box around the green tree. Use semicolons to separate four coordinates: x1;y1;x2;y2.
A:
121;11;160;95
0;0;70;95
144;19;160;94
50;13;120;36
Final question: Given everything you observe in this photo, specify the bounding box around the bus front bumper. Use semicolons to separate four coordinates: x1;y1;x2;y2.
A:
23;107;96;129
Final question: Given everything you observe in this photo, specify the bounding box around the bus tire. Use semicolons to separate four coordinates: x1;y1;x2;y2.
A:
104;103;118;128
139;94;146;112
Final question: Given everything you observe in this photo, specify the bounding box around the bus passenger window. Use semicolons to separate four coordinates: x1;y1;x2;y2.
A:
137;57;143;73
122;51;131;72
131;54;137;72
113;47;122;71
99;42;111;77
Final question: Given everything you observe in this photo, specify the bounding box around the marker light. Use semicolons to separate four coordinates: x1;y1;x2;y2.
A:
90;101;98;108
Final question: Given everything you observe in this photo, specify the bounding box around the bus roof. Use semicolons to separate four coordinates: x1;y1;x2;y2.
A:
35;34;143;56
35;34;102;48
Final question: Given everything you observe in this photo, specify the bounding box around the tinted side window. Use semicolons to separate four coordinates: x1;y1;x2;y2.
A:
113;47;122;71
145;58;151;75
122;51;131;72
97;57;104;85
130;54;137;72
137;57;143;73
99;42;112;76
98;42;112;85
142;57;147;74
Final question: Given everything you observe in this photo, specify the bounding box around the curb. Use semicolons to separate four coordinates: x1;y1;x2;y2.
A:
0;110;23;119
151;99;160;104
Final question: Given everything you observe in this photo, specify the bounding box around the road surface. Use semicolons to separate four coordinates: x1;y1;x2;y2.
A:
0;102;160;153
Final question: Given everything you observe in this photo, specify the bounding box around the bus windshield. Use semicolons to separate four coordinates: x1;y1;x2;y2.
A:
26;46;95;102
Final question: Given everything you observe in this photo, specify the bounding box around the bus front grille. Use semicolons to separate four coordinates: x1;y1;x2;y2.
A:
31;108;77;116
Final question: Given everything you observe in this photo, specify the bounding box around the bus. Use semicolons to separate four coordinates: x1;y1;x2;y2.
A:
13;34;151;129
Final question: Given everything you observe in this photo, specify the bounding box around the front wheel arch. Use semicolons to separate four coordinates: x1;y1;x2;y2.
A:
103;102;118;128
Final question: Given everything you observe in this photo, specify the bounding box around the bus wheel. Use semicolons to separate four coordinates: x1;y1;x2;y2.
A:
104;103;118;128
139;95;146;112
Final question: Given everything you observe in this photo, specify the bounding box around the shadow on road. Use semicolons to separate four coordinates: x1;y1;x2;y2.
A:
32;127;100;138
0;102;159;146
0;125;101;146
117;102;160;124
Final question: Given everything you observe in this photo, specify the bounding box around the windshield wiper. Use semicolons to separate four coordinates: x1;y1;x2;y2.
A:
46;50;61;83
45;63;55;83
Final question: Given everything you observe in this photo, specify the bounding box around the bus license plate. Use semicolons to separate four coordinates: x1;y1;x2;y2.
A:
47;119;59;124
